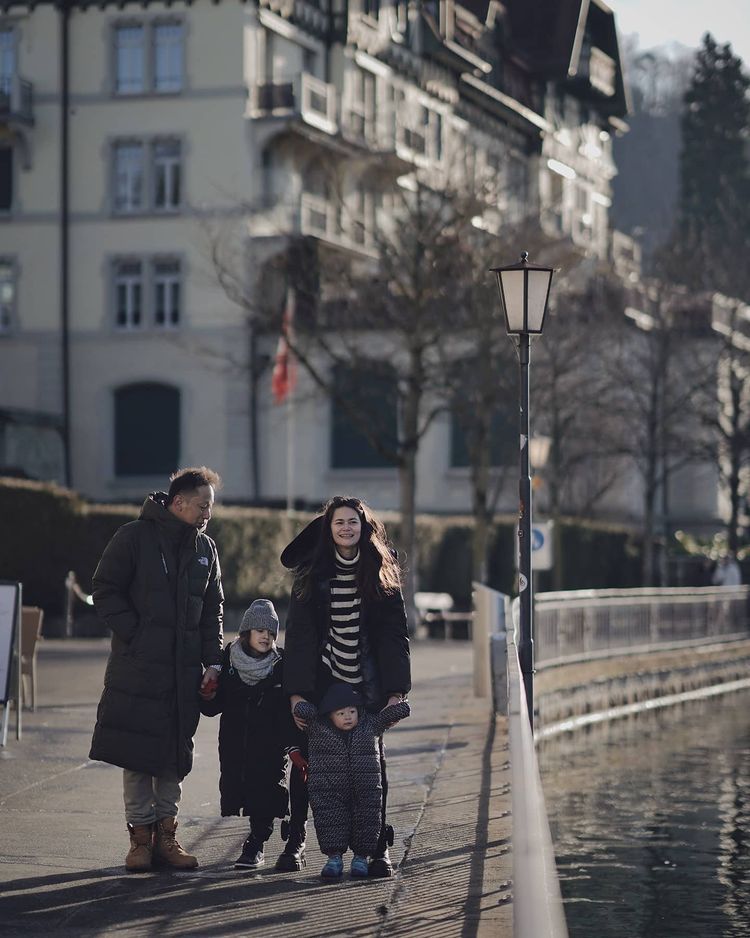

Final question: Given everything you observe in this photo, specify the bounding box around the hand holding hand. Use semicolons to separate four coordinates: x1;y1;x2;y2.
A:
289;750;309;783
382;694;406;727
290;694;309;730
199;666;220;700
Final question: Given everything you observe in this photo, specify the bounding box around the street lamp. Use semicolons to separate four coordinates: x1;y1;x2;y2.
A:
529;434;551;476
490;252;554;731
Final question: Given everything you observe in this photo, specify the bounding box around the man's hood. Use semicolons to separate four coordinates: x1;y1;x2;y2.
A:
139;491;198;541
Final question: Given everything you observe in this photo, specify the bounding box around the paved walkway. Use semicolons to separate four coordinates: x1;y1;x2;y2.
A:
0;639;512;938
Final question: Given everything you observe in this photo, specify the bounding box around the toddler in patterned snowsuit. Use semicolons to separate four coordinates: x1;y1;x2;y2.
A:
293;682;410;880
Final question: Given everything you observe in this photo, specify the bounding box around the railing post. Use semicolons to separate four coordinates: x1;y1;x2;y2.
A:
64;570;75;639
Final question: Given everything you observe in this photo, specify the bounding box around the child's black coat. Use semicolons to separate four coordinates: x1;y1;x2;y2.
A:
201;644;302;818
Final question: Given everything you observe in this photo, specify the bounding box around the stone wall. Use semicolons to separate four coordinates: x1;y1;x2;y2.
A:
535;639;750;728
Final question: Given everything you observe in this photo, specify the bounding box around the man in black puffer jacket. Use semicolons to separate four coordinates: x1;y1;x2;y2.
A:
89;467;224;873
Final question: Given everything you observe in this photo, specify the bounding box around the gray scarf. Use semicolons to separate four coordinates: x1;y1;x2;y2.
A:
229;638;280;686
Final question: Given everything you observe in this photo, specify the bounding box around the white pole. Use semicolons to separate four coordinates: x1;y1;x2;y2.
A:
15;582;22;741
286;387;295;517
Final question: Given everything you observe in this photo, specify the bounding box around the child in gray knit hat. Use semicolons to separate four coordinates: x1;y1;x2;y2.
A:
293;683;410;880
200;599;306;871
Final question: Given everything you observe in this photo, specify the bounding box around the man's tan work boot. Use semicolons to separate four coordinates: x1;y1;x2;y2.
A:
153;817;198;870
125;823;153;872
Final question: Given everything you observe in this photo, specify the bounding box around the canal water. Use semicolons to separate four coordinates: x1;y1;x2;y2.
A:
538;690;750;938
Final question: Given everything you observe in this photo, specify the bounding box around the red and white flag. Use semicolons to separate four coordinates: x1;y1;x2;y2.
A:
272;287;297;404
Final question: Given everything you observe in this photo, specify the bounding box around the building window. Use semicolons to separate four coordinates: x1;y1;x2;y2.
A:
346;68;376;141
0;259;15;333
112;137;182;214
350;184;376;246
0;26;16;97
330;365;397;469
0;147;12;212
113;20;184;96
154;22;184;93
397;100;442;161
153;139;181;210
114;24;146;95
114;260;143;329
154;259;181;328
113;256;182;330
114;382;180;476
113;141;145;213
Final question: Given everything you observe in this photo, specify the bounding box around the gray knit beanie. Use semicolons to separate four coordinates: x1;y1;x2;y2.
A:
238;599;279;637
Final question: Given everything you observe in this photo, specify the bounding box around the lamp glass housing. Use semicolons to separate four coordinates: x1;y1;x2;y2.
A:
492;256;554;335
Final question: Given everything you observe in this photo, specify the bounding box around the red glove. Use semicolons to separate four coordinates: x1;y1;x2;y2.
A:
199;673;219;700
289;750;309;783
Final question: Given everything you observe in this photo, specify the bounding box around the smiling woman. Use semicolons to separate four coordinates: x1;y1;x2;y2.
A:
280;494;411;878
330;505;362;559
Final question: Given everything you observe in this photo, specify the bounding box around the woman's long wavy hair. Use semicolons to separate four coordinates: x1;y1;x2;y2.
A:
294;495;402;600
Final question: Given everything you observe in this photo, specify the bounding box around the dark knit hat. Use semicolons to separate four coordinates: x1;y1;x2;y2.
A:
318;683;363;715
238;599;279;637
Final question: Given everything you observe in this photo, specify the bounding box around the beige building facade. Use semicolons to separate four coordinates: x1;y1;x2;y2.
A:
3;0;713;534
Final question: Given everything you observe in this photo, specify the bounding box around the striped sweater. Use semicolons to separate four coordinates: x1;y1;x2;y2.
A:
321;550;363;685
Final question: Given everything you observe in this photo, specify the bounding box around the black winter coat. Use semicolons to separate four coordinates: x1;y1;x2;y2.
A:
90;494;223;779
296;700;410;855
280;518;411;711
200;644;303;818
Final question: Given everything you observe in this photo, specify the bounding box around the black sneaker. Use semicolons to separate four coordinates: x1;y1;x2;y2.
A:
275;838;306;872
368;848;393;878
275;821;307;872
234;837;265;870
369;825;395;878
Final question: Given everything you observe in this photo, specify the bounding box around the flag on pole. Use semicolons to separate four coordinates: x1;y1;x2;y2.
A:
272;287;297;404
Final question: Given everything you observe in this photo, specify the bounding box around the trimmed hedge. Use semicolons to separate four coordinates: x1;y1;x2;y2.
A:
0;477;642;615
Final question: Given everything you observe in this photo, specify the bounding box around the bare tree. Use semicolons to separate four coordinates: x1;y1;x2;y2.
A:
532;268;630;587
694;298;750;552
605;281;718;584
210;174;495;623
441;224;583;586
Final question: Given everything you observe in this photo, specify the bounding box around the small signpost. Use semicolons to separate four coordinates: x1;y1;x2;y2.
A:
0;580;22;746
517;521;554;573
531;522;554;572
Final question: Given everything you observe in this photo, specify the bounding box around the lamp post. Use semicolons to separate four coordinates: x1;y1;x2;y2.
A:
490;252;554;731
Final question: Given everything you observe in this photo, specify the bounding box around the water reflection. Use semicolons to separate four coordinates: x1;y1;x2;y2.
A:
537;691;750;938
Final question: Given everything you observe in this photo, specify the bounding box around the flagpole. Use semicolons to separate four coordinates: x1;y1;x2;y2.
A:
286;382;295;518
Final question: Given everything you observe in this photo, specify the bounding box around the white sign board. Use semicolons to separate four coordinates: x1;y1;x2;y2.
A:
531;522;554;571
0;582;20;704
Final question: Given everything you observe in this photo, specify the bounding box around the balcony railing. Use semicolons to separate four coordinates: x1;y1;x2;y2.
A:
0;75;34;126
300;192;338;242
299;73;336;132
251;73;337;135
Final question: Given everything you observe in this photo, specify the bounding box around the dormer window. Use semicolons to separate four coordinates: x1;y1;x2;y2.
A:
589;46;615;97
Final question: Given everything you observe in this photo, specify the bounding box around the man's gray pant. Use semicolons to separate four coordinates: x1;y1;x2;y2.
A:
123;769;182;826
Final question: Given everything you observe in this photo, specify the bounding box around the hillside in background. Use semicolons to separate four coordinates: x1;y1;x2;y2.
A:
611;40;693;264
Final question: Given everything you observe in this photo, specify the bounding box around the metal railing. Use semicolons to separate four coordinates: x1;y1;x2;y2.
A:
507;636;570;938
64;571;93;638
534;586;750;667
300;192;337;241
0;74;34;126
251;73;337;134
474;583;569;938
297;73;336;133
